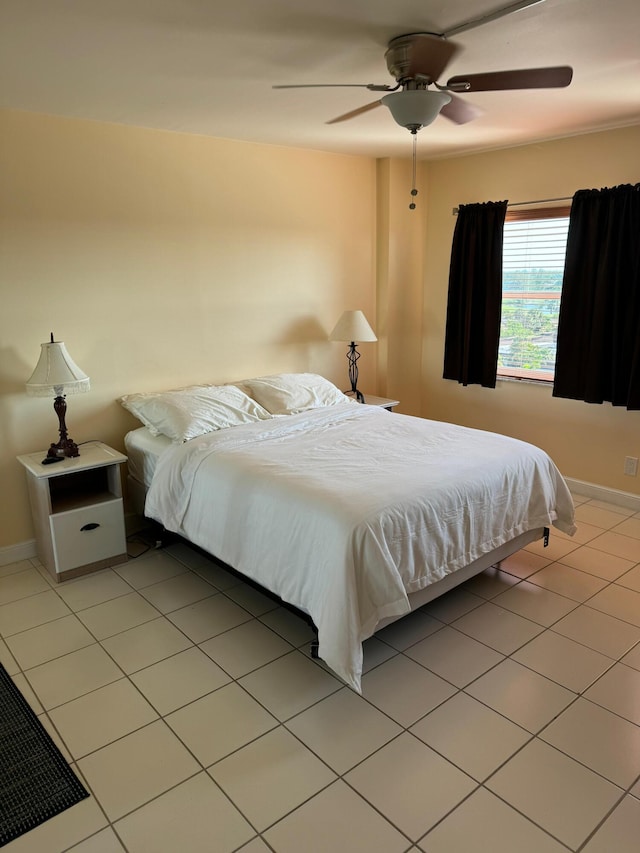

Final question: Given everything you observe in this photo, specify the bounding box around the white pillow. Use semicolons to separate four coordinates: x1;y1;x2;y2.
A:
119;384;271;442
242;373;352;415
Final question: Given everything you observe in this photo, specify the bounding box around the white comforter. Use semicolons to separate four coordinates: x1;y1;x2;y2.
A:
145;404;575;691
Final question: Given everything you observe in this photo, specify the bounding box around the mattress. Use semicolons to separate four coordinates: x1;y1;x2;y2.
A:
124;427;172;488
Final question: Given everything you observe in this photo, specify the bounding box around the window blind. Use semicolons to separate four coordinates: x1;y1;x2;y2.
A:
498;212;570;379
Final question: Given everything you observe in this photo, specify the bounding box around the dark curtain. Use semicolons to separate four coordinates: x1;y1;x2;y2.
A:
553;183;640;409
443;200;508;388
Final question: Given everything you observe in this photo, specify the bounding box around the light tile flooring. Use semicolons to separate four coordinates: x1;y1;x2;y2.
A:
1;494;640;852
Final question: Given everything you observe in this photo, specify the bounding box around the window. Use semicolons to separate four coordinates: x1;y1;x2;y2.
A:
498;206;570;382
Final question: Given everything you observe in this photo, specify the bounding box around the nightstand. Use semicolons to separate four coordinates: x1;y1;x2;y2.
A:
361;395;399;411
17;442;128;582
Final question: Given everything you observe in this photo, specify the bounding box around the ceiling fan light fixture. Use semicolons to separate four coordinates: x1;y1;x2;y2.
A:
381;90;452;131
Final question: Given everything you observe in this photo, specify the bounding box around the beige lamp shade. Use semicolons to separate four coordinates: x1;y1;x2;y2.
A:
26;339;90;396
329;310;377;343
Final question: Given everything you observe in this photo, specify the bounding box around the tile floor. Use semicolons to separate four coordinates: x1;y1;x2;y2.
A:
1;494;640;852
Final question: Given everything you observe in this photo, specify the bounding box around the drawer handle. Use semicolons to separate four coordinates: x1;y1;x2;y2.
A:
80;522;101;532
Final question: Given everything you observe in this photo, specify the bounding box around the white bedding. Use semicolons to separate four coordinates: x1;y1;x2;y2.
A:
144;404;575;691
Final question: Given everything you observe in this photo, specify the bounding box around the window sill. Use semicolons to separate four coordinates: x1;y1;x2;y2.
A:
497;374;553;388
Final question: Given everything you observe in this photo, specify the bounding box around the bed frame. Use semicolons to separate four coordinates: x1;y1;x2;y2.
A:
375;527;545;626
307;526;546;656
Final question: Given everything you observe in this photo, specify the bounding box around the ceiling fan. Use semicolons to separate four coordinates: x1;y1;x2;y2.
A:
273;0;573;134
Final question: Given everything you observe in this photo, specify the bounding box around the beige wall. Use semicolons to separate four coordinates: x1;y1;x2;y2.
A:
0;109;377;548
1;108;638;554
421;125;640;495
375;157;426;415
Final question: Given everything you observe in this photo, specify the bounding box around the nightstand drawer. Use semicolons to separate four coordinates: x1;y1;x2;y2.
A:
50;498;126;572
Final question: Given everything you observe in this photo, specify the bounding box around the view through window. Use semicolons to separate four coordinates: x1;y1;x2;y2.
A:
498;206;570;382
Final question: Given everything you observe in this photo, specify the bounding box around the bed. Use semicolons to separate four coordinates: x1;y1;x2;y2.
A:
121;374;575;692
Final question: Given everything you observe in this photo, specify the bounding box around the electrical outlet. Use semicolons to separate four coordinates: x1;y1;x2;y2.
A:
624;456;638;477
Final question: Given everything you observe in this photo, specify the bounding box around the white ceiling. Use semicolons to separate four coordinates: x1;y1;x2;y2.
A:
1;0;639;160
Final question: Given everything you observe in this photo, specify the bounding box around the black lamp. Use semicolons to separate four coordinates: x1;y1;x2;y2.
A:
329;310;377;403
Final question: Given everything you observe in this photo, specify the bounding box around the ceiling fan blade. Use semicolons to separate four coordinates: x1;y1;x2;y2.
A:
385;34;460;83
409;36;460;81
441;0;547;38
440;95;483;125
407;37;460;81
274;84;380;90
326;100;383;125
447;66;573;92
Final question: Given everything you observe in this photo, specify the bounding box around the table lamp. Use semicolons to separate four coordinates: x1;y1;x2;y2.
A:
26;333;90;458
329;310;377;403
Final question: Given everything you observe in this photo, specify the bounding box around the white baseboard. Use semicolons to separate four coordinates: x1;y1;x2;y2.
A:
565;478;640;512
0;539;37;567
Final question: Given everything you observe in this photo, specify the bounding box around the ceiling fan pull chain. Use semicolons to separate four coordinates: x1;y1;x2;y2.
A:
409;129;418;210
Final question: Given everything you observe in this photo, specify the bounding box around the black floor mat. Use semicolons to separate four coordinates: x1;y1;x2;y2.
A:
0;664;89;847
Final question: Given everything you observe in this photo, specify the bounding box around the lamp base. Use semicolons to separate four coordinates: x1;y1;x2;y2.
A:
345;342;367;404
48;395;80;458
47;438;80;459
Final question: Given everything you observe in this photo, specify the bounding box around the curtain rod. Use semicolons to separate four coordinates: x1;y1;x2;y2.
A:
452;195;572;215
